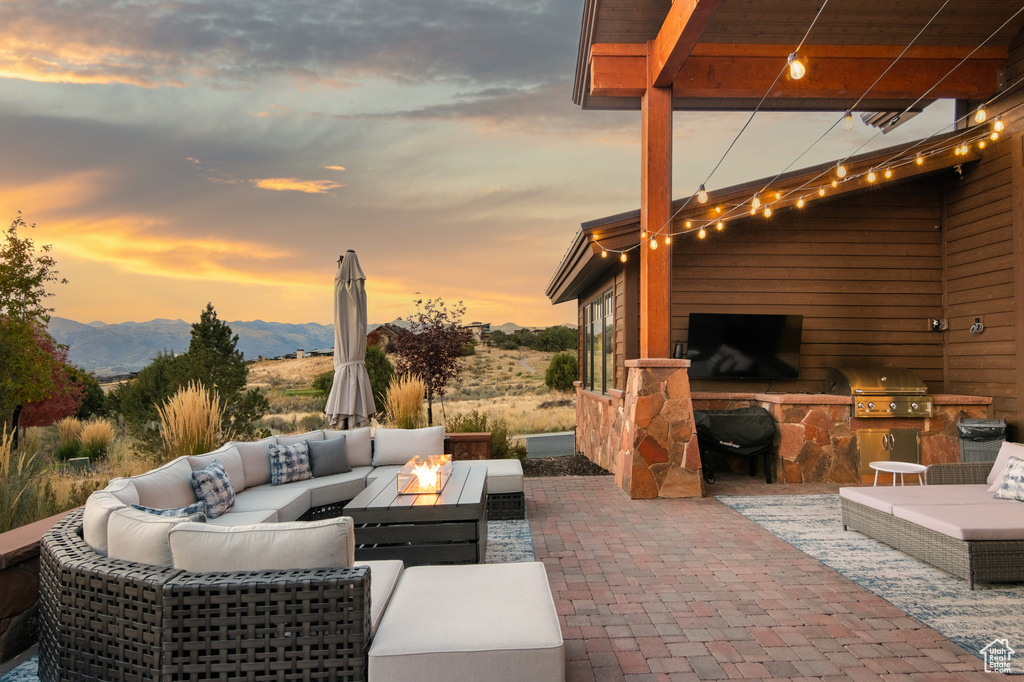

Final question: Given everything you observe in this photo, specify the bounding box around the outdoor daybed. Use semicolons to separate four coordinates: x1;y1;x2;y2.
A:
38;426;553;682
840;440;1024;589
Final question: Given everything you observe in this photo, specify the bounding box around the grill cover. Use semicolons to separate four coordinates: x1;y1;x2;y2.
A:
694;407;777;458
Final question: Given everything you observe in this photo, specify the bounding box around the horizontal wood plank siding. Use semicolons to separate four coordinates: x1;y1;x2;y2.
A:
671;180;944;393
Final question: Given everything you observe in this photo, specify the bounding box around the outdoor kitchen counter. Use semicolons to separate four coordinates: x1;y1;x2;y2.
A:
691;392;992;484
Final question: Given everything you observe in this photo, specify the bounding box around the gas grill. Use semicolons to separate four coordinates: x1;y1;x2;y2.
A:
825;367;934;419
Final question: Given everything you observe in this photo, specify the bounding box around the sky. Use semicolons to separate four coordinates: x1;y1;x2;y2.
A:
0;0;957;327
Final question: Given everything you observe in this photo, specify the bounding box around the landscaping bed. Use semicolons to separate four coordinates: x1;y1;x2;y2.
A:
522;453;609;478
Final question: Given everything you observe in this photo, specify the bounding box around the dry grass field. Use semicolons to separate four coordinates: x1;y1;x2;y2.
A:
248;345;576;435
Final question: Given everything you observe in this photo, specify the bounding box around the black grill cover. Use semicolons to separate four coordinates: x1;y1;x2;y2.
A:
694;407;777;457
957;417;1007;442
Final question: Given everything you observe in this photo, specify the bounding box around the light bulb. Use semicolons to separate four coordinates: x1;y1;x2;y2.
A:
697;184;708;203
650;237;658;250
751;193;761;210
994;117;1004;132
818;187;826;197
915;154;924;165
716;221;724;231
698;227;707;239
979;140;987;149
796;196;805;208
763;205;772;217
843;111;854;131
831;179;838;188
787;52;806;80
884;168;892;179
685;220;692;228
641;230;646;239
601;249;607;258
750;207;757;215
664;235;671;245
990;132;999;141
974;107;987;124
775;192;782;200
867;169;876;183
620;252;627;262
715;206;722;214
836;162;847;178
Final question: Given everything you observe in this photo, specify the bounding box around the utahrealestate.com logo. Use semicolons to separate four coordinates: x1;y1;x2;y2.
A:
980;638;1014;674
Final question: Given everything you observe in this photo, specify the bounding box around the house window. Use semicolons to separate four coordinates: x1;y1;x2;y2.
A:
583;289;614;393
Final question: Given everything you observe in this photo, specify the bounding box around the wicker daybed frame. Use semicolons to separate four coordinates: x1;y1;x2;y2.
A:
39;510;373;682
840;461;1024;590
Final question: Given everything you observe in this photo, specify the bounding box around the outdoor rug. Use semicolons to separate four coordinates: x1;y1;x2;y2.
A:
0;517;535;682
718;493;1024;671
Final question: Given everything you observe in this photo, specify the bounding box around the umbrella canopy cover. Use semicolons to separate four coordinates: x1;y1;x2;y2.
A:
324;250;376;428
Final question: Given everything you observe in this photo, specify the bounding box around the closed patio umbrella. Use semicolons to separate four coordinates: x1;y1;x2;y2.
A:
324;250;375;428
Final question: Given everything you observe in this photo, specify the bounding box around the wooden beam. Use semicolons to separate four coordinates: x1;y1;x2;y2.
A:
651;0;723;88
1013;132;1024;434
591;43;1005;101
640;41;673;359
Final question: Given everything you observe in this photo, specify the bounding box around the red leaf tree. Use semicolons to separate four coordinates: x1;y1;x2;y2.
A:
20;331;84;427
392;298;471;426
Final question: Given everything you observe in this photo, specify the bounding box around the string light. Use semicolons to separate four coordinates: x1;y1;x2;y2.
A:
620;252;627;262
818;187;826;197
775;191;782;200
697;185;708;203
751;192;761;210
698;227;707;239
836;162;847;178
716;220;725;231
979;140;987;149
831;179;838;188
994;117;1004;132
787;52;806;80
990;131;999;141
750;207;757;215
867;168;877;183
974;106;987;124
664;235;672;245
843;111;854;131
797;196;805;208
715;206;722;214
641;229;646;239
884;168;892;179
916;154;924;165
685;220;692;228
650;236;658;250
601;249;607;258
763;204;772;217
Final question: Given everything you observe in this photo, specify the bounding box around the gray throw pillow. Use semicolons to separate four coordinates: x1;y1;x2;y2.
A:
307;436;350;477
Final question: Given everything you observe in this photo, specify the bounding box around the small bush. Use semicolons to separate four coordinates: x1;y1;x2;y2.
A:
545;352;578;391
156;382;223;461
384;376;426;429
299;413;328;432
79;419;116;461
445;410;526;462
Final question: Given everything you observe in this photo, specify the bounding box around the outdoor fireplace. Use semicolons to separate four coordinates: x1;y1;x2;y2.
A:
397;454;453;494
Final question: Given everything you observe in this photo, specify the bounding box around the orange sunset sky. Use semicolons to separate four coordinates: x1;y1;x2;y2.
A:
0;0;956;327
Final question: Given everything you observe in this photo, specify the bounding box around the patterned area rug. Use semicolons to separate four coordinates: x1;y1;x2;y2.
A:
0;518;535;682
718;493;1024;672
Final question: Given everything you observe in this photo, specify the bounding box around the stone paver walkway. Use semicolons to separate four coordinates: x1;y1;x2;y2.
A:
526;475;1003;681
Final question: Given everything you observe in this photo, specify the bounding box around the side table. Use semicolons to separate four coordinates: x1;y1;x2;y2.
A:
869;461;927;486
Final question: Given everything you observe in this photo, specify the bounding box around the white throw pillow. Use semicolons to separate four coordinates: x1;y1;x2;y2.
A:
107;506;204;567
169;517;355;572
993;456;1024;502
987;441;1024;486
372;426;445;467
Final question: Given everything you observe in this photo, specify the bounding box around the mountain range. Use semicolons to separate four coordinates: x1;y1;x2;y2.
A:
47;317;540;377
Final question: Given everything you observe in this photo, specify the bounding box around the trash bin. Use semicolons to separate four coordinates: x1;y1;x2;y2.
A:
957;417;1007;462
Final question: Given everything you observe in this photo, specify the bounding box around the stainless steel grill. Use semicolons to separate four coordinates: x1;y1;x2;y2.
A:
825;367;934;418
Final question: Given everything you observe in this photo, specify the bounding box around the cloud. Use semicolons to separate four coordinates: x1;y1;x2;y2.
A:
253;178;344;194
323;165;346;171
0;0;580;89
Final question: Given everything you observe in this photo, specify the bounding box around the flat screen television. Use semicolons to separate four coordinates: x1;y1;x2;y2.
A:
685;313;802;379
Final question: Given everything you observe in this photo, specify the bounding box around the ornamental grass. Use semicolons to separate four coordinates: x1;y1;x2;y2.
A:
0;426;50;533
384;376;426;429
79;419;116;461
55;416;84;460
157;381;224;461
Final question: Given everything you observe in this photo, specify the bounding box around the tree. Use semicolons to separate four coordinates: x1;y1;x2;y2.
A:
533;326;577;352
364;344;395;416
71;368;107;420
545;352;579;391
392;298;471;425
19;334;84;428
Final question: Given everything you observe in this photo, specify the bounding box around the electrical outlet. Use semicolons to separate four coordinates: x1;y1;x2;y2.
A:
929;318;947;332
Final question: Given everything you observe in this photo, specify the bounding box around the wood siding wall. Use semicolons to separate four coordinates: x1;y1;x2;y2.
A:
670;180;946;394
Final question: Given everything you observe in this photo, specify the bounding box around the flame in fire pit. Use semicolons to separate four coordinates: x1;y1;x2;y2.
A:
398;454;453;494
412;460;441;491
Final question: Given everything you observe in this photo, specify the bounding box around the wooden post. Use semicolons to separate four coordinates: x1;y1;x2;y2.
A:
640;40;673;359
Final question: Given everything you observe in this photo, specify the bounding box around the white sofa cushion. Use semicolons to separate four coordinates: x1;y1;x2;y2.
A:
83;479;139;555
231;484;310;522
368;562;564;682
892;502;1024;541
289;468;371;508
107;506;204;567
189;445;245;494
453;459;524;494
277;430;324;446
168;517;355;572
356;560;405;638
232;437;275;488
986;440;1024;485
131;457;197;509
839;484;993;515
372;426;445;467
205;509;279;526
324;427;371;466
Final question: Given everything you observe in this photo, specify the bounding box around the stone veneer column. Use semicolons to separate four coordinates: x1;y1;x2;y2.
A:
619;359;704;499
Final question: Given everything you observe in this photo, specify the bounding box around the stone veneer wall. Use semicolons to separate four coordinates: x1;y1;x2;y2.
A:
691;394;991;484
576;359;703;499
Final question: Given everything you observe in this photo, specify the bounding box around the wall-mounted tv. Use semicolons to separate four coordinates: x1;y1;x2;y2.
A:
685;313;803;379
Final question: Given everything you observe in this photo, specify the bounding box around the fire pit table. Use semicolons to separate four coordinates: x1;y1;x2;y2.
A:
343;464;487;566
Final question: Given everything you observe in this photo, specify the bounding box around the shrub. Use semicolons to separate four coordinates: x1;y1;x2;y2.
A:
384;376;426;429
55;416;84;460
79;418;116;461
545;352;578;391
299;413;328;432
445;410;526;462
1;425;52;532
156;382;223;461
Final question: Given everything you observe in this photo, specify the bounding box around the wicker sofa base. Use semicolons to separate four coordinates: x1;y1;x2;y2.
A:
840;497;1024;590
39;510;372;682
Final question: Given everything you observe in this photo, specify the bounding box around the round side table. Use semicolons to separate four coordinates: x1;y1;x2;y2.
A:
869;461;927;486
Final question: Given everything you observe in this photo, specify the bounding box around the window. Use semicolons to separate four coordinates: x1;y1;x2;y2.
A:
583;289;614;393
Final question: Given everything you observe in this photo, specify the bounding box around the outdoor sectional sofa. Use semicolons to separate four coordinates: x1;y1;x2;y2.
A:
38;426;561;682
840;440;1024;589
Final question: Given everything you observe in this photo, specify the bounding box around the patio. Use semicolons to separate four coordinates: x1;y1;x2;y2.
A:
527;474;999;680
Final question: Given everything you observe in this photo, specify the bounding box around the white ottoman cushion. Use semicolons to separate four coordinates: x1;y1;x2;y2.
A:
355;560;404;638
369;562;563;682
453;459;524;494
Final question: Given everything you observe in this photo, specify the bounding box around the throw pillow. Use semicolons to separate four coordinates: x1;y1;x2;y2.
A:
131;501;208;519
307;436;350;477
993;456;1024;502
269;442;313;486
190;459;236;519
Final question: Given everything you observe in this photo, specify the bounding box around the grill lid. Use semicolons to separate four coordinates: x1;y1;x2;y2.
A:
825;367;928;396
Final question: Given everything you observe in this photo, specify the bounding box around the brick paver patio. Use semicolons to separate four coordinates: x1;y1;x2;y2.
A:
527;474;1004;681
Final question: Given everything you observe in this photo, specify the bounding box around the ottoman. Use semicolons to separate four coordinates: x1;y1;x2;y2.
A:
368;562;564;681
453;459;526;519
